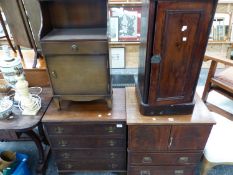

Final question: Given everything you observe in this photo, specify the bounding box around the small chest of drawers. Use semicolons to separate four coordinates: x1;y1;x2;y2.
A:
126;87;215;175
42;89;127;174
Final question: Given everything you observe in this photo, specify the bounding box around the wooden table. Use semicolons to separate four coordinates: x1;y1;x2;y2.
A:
0;88;52;174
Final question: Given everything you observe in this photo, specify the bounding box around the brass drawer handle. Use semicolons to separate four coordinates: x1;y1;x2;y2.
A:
140;170;151;175
178;156;189;163
58;140;68;147
55;127;64;134
174;170;184;175
110;163;118;169
110;152;116;159
106;126;115;133
71;44;78;51
108;140;115;147
65;163;72;169
142;156;152;163
62;152;71;159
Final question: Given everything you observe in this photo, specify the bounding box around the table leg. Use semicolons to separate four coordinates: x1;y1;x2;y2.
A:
25;130;50;174
38;122;49;145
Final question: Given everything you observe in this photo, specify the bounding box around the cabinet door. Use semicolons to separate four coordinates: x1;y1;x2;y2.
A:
169;125;213;150
128;125;170;151
46;54;109;95
149;0;217;105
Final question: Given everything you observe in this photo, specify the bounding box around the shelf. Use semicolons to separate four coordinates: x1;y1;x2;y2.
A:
41;28;107;41
109;1;142;6
110;41;140;45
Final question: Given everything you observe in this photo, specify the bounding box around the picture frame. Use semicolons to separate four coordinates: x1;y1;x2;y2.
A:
110;6;141;41
109;16;119;41
110;47;125;68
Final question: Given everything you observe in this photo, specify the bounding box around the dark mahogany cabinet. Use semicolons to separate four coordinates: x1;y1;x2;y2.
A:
137;0;218;115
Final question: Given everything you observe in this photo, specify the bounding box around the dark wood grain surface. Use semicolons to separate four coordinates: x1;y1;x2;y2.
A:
0;88;52;131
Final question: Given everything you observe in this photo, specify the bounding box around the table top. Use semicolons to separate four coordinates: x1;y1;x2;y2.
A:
126;87;215;125
43;88;126;123
0;88;52;132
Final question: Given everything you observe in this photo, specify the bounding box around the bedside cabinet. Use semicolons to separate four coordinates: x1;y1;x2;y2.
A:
42;89;127;174
126;87;215;175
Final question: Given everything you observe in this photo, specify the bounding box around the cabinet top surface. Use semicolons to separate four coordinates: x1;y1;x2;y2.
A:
42;88;126;122
126;87;215;125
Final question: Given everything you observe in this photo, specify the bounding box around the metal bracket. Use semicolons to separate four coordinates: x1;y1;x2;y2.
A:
151;54;161;64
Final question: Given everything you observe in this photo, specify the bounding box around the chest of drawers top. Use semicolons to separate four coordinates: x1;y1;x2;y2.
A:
42;88;125;123
126;87;215;125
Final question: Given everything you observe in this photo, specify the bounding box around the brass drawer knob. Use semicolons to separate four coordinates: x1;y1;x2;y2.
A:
174;170;184;174
65;163;72;169
55;127;64;134
110;163;118;169
140;170;151;175
178;156;189;163
58;140;68;147
71;44;78;51
62;152;71;159
142;156;152;163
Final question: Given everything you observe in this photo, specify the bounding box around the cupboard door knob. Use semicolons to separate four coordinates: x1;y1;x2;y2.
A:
71;44;78;51
174;170;184;174
62;152;71;159
151;54;161;64
59;140;68;147
142;156;152;163
179;156;189;163
169;137;173;148
55;126;64;134
51;71;57;79
140;170;151;175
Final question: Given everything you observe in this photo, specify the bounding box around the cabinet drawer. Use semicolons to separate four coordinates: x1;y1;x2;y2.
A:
57;159;126;171
128;165;196;175
54;149;126;160
49;136;126;148
128;152;202;165
41;41;108;55
45;123;126;136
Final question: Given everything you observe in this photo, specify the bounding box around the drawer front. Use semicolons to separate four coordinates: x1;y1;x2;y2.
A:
54;149;126;160
128;125;170;151
49;136;126;149
57;159;126;171
128;152;202;165
128;165;196;175
45;123;126;136
41;41;108;55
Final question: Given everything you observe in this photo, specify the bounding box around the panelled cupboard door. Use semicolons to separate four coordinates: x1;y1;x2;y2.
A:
149;0;217;105
128;125;170;151
169;125;213;151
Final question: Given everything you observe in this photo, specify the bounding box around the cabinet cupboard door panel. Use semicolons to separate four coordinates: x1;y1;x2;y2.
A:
169;125;212;150
128;126;170;151
149;0;216;105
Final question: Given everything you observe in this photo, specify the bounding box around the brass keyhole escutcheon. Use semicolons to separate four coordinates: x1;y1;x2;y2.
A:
51;71;57;79
55;127;64;134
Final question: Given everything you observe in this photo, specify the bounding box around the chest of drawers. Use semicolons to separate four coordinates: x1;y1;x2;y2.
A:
42;89;126;174
126;87;215;175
